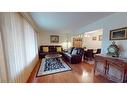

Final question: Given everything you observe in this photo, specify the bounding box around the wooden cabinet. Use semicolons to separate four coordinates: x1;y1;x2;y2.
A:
94;54;127;83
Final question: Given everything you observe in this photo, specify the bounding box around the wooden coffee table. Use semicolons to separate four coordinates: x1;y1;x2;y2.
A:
45;54;62;59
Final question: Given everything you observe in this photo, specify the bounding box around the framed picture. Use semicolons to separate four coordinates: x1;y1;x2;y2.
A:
50;35;59;43
99;35;102;41
110;27;127;40
92;36;97;40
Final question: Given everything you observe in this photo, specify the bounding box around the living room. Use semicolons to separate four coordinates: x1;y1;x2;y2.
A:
1;12;127;83
1;0;127;95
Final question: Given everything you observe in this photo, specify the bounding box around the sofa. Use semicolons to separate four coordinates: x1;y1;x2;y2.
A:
62;47;84;64
39;45;62;59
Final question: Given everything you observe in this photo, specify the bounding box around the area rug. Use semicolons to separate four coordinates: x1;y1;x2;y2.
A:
37;58;71;76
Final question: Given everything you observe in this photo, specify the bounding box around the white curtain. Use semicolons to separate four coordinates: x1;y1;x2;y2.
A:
0;31;7;82
23;18;38;82
0;13;38;82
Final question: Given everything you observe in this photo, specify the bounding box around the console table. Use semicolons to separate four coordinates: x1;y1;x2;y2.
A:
94;54;127;83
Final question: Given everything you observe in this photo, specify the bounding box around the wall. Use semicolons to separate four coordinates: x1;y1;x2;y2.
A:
71;13;127;58
83;29;102;49
37;31;69;49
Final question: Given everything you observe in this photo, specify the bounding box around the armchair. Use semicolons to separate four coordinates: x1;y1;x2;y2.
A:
62;47;84;64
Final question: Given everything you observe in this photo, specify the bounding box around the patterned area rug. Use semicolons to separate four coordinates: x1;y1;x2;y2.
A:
37;58;71;76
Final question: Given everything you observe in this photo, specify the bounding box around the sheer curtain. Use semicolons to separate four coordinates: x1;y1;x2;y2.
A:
0;31;7;82
0;13;38;82
23;18;38;82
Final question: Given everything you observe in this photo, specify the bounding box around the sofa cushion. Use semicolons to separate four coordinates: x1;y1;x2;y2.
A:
71;48;78;55
56;47;62;52
42;47;49;52
67;48;73;54
77;48;81;54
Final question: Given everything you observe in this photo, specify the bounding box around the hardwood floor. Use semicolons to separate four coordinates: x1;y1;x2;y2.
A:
27;59;113;83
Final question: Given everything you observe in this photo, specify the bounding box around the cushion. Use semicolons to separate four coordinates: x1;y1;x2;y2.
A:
42;47;49;52
77;48;81;54
67;48;73;54
56;47;62;52
71;49;77;55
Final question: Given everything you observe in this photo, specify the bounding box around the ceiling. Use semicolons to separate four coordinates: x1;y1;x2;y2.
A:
29;12;114;33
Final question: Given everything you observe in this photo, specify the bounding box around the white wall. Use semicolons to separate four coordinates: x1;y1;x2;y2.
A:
102;13;127;57
37;31;69;49
71;13;127;58
83;29;102;49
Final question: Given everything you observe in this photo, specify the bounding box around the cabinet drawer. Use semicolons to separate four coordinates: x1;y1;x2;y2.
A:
95;57;106;63
107;59;125;67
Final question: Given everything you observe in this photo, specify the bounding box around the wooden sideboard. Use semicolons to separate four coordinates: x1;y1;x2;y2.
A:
94;54;127;83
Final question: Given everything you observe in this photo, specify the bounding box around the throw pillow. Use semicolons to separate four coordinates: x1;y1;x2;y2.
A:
68;48;72;54
56;47;62;52
71;49;77;55
43;47;49;52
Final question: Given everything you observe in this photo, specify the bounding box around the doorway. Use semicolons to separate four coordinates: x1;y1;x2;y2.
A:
83;29;103;51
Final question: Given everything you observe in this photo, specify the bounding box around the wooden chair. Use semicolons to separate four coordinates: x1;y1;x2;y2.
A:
95;49;101;54
84;49;94;60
